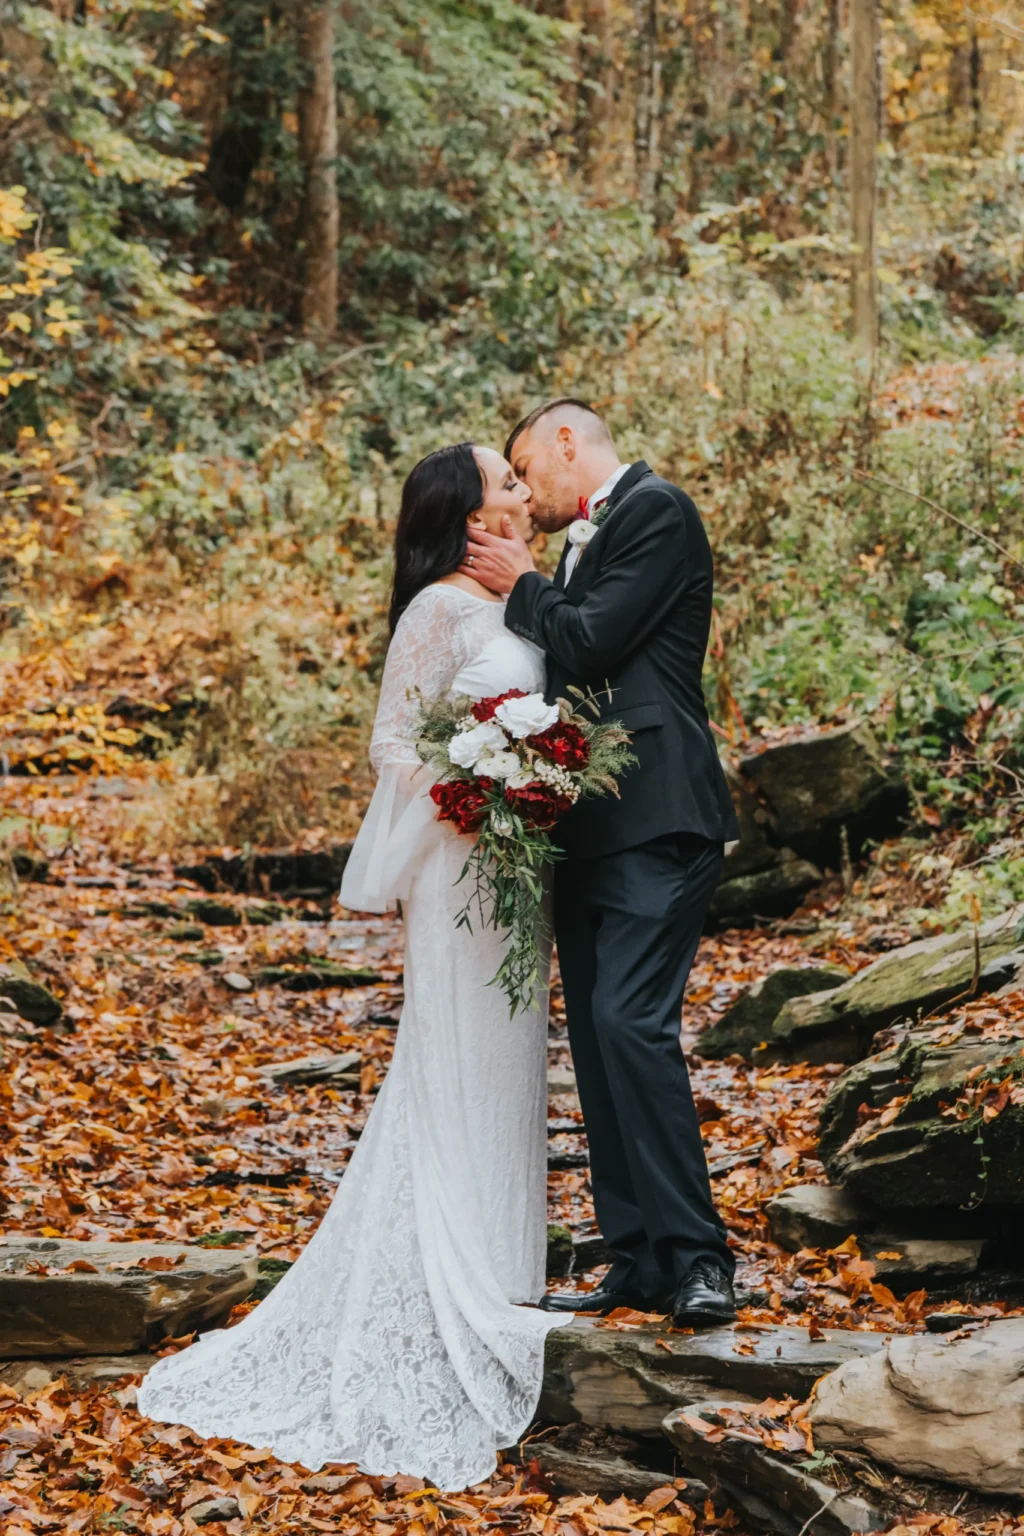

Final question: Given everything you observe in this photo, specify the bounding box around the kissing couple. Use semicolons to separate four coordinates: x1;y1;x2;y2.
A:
138;398;741;1491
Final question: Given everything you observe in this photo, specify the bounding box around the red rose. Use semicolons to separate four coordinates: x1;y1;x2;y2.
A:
471;688;529;723
527;721;590;770
430;776;494;835
505;782;573;831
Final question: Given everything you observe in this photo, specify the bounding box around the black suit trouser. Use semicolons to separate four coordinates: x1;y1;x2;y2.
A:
553;832;733;1295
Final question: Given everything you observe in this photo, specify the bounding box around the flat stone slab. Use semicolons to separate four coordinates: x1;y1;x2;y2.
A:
0;1354;153;1394
664;1400;885;1536
0;1237;257;1357
760;906;1024;1064
540;1319;886;1435
528;1424;707;1500
764;1185;987;1287
257;1050;361;1085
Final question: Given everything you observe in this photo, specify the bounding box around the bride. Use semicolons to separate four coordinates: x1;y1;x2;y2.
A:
137;443;564;1489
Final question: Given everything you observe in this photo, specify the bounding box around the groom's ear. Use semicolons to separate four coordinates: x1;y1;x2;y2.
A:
556;425;577;462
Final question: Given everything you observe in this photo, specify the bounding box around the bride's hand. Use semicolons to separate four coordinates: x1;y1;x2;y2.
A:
460;516;535;594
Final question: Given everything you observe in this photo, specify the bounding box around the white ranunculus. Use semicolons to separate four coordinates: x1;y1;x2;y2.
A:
494;691;560;739
506;767;538;791
475;749;522;780
567;519;599;549
448;720;508;769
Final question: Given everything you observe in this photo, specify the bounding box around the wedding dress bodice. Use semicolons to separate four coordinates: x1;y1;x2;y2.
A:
341;584;546;912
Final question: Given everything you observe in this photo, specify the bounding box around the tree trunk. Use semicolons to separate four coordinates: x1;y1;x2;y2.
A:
777;0;800;62
296;1;339;336
574;0;614;193
849;0;878;363
823;0;841;176
633;0;660;209
970;26;982;146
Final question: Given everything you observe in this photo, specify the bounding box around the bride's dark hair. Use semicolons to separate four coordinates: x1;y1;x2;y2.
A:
389;443;485;633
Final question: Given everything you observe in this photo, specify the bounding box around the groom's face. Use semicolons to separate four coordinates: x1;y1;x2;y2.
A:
510;426;579;534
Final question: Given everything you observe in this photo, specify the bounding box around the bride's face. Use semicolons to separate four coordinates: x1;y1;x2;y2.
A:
470;447;536;543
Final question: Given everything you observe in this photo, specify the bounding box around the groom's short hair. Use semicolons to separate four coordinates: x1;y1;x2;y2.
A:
504;398;612;463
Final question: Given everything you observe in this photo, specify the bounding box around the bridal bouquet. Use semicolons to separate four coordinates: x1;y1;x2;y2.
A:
415;688;634;1014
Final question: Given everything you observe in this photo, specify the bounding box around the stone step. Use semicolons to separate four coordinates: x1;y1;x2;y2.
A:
527;1423;709;1502
2;1316;884;1446
663;1400;885;1536
539;1319;886;1436
0;1237;257;1357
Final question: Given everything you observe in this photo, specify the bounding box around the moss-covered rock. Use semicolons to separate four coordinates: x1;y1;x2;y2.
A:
819;1031;1024;1209
737;720;907;867
256;963;382;991
697;966;847;1058
546;1223;574;1278
0;967;62;1028
184;897;242;927
760;906;1024;1065
709;856;823;929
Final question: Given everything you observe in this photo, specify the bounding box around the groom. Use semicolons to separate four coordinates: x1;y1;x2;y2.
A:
461;399;740;1327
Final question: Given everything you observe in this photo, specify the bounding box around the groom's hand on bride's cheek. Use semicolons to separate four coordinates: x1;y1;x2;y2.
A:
460;516;536;593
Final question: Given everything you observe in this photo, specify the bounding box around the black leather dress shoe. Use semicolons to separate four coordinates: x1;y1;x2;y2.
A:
538;1280;667;1316
671;1259;737;1328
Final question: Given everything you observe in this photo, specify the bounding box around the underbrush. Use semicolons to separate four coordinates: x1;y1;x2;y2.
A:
2;156;1023;860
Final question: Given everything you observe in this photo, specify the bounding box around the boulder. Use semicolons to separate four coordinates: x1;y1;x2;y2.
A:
809;1317;1024;1496
0;1236;257;1357
540;1319;885;1436
698;968;848;1059
759;907;1024;1064
0;967;62;1028
708;857;824;930
736;721;907;867
663;1400;885;1536
818;1031;1024;1209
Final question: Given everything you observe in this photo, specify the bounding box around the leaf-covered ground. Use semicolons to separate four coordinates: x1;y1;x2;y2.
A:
3;772;1024;1535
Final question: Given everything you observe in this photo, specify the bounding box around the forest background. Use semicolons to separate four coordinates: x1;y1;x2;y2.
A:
1;0;1024;914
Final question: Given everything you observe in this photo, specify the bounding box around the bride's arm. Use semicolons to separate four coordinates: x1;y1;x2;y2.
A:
339;588;467;912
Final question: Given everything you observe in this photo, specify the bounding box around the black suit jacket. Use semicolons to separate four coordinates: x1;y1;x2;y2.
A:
505;461;739;858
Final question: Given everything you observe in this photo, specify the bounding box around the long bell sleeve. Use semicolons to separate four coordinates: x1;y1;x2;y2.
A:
340;588;470;913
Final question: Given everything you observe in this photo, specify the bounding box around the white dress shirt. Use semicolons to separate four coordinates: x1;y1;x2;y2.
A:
564;462;633;582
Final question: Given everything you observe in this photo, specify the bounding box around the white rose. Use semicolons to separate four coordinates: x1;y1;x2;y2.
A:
567;519;599;549
493;691;560;739
506;767;539;791
475;749;522;780
448;720;508;769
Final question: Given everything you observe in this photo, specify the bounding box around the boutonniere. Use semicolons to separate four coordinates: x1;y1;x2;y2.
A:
567;517;599;551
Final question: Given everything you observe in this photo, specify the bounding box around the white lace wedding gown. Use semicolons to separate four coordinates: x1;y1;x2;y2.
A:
138;584;563;1489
